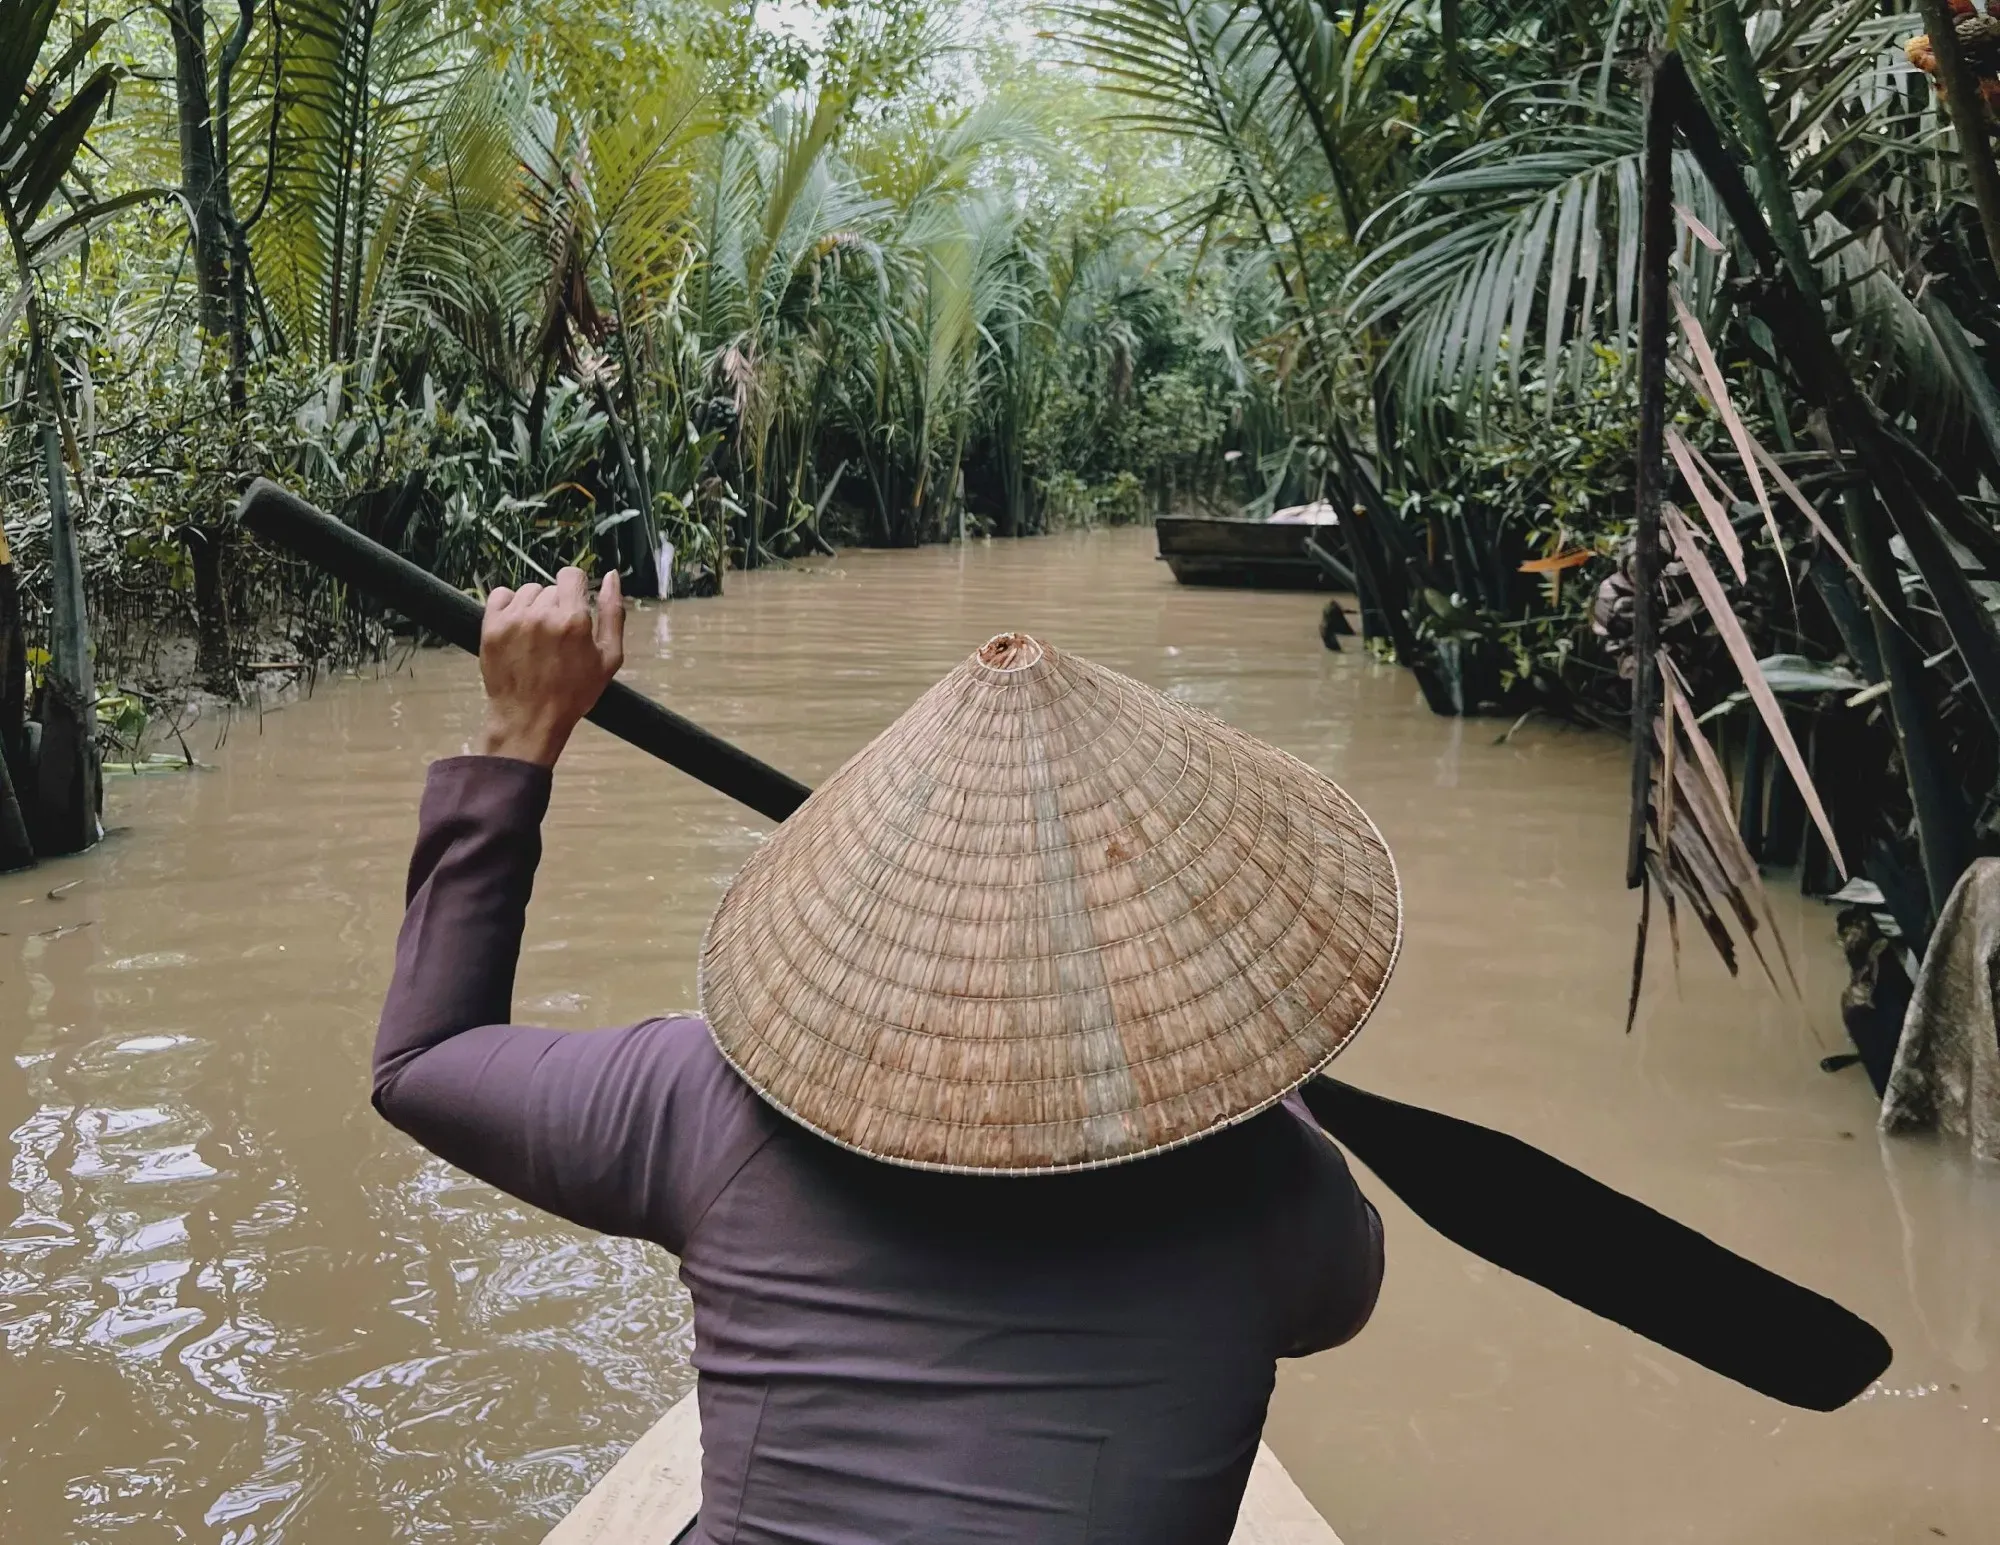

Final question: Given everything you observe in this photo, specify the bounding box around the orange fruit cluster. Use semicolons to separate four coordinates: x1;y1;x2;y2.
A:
1908;0;2000;119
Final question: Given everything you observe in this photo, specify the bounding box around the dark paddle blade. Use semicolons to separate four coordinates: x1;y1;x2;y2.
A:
1300;1077;1891;1411
234;479;811;824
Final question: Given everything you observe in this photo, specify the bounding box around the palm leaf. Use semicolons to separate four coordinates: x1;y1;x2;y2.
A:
1663;501;1847;877
1347;87;1730;446
0;0;62;134
10;61;114;227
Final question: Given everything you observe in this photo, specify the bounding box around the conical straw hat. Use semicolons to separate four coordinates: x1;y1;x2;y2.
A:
699;633;1401;1174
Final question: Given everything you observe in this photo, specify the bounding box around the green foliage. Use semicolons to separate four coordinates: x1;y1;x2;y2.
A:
5;0;1282;696
1404;342;1646;703
17;0;2000;980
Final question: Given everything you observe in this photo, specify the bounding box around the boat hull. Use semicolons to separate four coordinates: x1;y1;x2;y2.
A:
543;1392;1346;1543
1155;516;1342;590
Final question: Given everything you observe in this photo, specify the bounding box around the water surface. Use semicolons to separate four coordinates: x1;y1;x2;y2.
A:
3;528;1995;1542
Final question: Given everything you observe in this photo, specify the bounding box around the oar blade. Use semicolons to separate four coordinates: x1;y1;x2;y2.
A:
1301;1077;1891;1411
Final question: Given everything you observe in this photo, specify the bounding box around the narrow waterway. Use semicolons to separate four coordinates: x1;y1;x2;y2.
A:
2;526;1995;1543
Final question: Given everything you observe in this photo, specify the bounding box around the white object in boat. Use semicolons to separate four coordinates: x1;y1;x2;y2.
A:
1267;501;1338;525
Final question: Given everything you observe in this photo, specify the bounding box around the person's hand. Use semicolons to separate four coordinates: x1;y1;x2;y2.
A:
476;566;624;767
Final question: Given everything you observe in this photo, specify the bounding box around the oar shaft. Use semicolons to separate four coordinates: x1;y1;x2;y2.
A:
234;479;811;823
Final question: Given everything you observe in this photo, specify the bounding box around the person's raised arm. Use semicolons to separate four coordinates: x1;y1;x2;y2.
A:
370;568;749;1255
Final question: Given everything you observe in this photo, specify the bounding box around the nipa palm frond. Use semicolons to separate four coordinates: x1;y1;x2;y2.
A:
1345;87;1732;452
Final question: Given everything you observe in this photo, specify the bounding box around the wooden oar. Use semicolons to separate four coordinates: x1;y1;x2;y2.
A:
235;478;1893;1412
1297;1080;1887;1412
237;480;809;824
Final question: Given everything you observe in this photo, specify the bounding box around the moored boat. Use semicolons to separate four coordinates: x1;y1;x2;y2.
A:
1156;514;1343;590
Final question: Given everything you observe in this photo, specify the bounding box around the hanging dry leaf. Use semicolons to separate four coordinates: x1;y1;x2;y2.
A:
1672;290;1789;588
1659;656;1680;871
1745;438;1897;619
1655;713;1786;995
1683;436;1743;512
1661;652;1800;994
1626;864;1653;1034
1662;503;1848;877
1665;432;1748;581
1674;202;1726;254
1630;651;1806;1026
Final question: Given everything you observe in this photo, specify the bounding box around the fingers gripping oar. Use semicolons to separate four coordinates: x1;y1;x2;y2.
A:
236;478;1892;1411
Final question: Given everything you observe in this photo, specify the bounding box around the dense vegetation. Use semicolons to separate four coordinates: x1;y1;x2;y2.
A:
6;0;2000;1034
1051;0;2000;1022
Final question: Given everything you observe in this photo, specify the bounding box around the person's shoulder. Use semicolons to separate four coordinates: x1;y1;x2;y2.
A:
637;1014;765;1113
632;1014;789;1238
636;1012;729;1070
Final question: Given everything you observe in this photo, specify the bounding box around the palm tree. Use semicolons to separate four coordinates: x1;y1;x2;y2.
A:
254;0;461;367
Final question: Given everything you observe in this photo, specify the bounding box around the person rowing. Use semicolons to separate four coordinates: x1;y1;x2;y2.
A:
372;563;1402;1542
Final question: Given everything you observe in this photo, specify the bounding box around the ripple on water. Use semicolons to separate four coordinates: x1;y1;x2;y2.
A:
4;528;1997;1544
201;1435;310;1537
113;1035;195;1054
102;953;193;973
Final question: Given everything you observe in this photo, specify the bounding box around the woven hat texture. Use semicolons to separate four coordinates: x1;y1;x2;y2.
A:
699;632;1401;1174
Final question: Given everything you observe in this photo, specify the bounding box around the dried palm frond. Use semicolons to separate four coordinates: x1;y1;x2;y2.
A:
1672;292;1785;577
1629;647;1803;1030
1663;503;1846;878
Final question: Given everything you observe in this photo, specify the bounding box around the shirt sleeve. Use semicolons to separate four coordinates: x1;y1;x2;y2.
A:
1276;1096;1387;1358
370;755;756;1256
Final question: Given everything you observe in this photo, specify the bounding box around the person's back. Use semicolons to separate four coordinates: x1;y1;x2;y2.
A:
374;585;1393;1543
625;1023;1377;1544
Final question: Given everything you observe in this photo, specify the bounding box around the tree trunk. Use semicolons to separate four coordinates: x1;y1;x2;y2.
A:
998;424;1023;538
33;682;98;857
185;523;235;689
1838;474;1971;920
0;528;32;872
169;0;253;679
1628;53;1677;888
0;520;26;781
595;382;660;596
32;320;101;857
1737;717;1768;861
1764;720;1807;869
0;740;30;872
37;386;91;707
168;0;230;337
216;0;259;408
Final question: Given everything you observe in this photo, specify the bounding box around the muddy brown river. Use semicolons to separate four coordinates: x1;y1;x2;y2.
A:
3;527;1996;1543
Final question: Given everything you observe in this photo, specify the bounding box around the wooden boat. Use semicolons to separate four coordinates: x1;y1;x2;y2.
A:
544;1392;1345;1544
1156;515;1344;591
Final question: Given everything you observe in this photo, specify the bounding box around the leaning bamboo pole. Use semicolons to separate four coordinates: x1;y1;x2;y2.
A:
1626;52;1677;890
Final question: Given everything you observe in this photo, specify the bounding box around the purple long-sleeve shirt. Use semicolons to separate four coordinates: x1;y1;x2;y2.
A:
375;756;1384;1545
